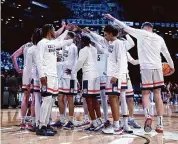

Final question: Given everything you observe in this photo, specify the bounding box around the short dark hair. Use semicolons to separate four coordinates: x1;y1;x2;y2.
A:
141;22;153;29
104;24;119;36
81;36;91;47
42;24;54;37
32;28;42;45
67;31;75;39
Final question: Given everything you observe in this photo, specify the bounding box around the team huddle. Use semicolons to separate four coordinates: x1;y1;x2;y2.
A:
12;14;175;136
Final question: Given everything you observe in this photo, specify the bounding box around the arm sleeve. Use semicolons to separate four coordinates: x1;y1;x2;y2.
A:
89;32;106;45
11;45;24;72
124;35;135;51
113;18;149;39
161;40;174;68
74;48;88;73
55;39;73;49
55;26;66;38
36;43;45;78
55;30;69;41
127;52;139;65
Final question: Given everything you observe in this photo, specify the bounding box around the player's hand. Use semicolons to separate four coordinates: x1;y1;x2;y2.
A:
104;14;115;21
165;68;175;76
65;69;72;75
61;21;66;27
110;77;117;84
40;77;47;86
83;27;91;33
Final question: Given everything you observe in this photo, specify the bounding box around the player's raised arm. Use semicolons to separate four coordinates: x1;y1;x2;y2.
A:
11;45;24;73
55;21;66;38
104;14;148;39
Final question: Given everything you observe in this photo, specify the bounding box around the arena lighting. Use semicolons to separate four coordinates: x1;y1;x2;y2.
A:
2;0;5;1
41;15;43;18
165;33;168;34
19;19;22;21
18;4;21;6
157;31;159;32
17;7;19;8
31;1;49;9
169;33;172;35
11;16;14;18
8;18;11;21
169;31;172;32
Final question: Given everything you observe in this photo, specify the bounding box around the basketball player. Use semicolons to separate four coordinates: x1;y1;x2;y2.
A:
25;28;43;131
83;24;131;135
12;35;34;130
54;31;78;130
104;14;175;133
36;24;74;136
86;29;135;133
72;36;103;131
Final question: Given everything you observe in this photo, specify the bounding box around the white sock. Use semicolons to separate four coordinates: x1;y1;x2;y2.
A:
21;116;26;123
113;121;120;128
60;114;66;123
157;116;163;127
92;119;98;127
84;115;89;122
123;117;128;126
129;117;134;121
144;108;150;118
100;90;108;122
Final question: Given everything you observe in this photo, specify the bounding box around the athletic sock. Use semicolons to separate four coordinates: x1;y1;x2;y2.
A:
113;121;120;128
144;108;150;118
60;114;66;123
157;116;163;127
123;117;128;126
21;116;26;123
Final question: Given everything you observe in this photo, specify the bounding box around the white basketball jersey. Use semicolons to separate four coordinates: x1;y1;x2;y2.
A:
97;54;107;76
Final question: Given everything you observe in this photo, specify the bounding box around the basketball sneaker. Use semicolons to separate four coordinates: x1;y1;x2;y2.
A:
51;120;64;128
104;120;112;129
102;124;114;134
155;125;164;133
27;123;36;132
113;126;123;135
84;124;95;131
94;123;104;132
75;119;90;127
128;119;141;129
47;125;57;134
123;125;133;133
144;116;152;133
36;126;55;136
63;121;74;130
20;122;26;130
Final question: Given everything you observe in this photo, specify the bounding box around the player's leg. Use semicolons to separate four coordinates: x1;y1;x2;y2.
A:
126;77;141;129
102;77;123;135
83;97;90;122
153;69;164;133
34;92;41;128
63;79;77;130
141;69;153;132
36;76;56;136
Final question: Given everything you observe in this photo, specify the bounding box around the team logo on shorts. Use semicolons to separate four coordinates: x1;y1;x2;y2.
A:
113;86;117;92
83;89;88;94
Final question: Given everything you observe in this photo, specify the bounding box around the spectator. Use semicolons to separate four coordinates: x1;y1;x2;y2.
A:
1;70;6;108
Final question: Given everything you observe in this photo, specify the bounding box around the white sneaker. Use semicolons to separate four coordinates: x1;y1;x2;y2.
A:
94;123;104;132
123;125;133;133
113;126;123;135
102;125;114;134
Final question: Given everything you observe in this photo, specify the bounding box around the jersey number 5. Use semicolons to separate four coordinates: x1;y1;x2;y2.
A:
97;55;100;61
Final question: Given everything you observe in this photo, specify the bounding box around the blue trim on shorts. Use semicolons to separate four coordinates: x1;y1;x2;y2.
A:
105;92;120;96
100;86;105;90
121;86;128;90
82;94;100;97
126;95;134;98
62;92;77;95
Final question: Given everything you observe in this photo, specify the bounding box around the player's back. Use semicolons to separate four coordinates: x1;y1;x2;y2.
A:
82;45;99;79
137;32;165;69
